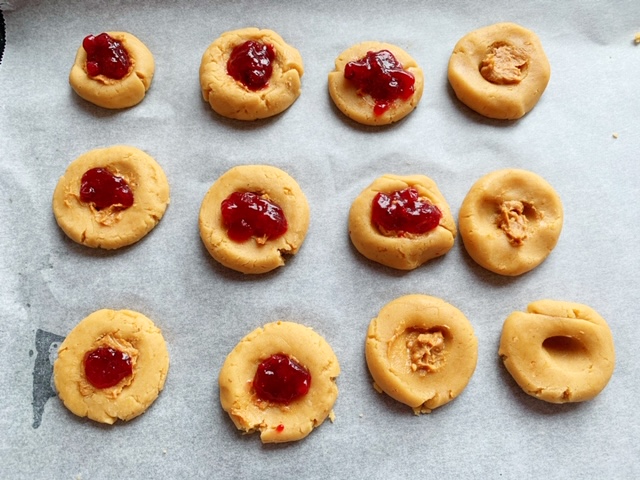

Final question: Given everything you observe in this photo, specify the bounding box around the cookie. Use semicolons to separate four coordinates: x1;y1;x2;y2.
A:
199;165;309;274
69;31;155;109
219;321;340;443
349;174;456;270
365;295;477;414
458;169;563;276
499;300;615;403
52;145;170;249
448;22;550;119
199;27;304;120
53;309;170;424
328;42;424;125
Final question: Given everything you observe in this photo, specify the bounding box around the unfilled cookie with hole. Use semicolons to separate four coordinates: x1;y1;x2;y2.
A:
69;31;155;109
53;309;170;424
349;174;456;270
448;22;550;119
199;165;309;274
365;295;477;414
199;27;304;120
459;169;563;276
328;42;424;125
499;300;615;403
219;321;340;443
52;145;170;249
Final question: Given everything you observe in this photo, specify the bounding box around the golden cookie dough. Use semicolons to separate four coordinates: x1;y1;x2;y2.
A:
52;145;170;249
365;295;478;414
199;27;304;120
328;41;424;126
459;169;563;276
54;309;170;424
349;174;456;270
69;31;155;109
199;165;309;274
448;22;550;119
499;300;615;403
219;321;340;443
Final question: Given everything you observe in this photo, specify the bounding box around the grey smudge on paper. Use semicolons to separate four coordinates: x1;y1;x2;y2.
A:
32;328;65;428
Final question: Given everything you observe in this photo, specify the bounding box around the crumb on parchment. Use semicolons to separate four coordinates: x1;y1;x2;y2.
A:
635;32;640;44
612;133;619;139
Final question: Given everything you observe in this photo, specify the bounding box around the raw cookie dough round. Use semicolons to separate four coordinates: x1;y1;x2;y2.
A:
54;309;170;424
199;165;309;274
328;41;424;126
199;27;304;120
459;169;563;276
219;321;340;443
69;31;155;109
499;300;615;403
448;22;550;119
52;145;170;249
365;295;478;414
349;174;456;270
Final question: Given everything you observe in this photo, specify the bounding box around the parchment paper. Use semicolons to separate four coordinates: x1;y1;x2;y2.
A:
1;1;639;478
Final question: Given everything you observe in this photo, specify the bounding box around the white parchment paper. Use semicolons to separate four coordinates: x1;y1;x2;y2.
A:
1;0;639;478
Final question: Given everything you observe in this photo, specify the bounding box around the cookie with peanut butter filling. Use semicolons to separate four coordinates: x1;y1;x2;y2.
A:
365;295;477;414
459;169;563;276
448;22;550;119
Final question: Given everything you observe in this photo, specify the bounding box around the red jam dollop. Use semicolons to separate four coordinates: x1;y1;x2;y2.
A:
84;346;133;389
221;191;287;242
80;167;134;211
344;50;415;115
82;33;131;79
227;40;276;91
253;353;311;404
372;187;442;235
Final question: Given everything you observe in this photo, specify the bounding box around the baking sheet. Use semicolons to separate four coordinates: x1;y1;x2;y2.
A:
1;0;639;478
